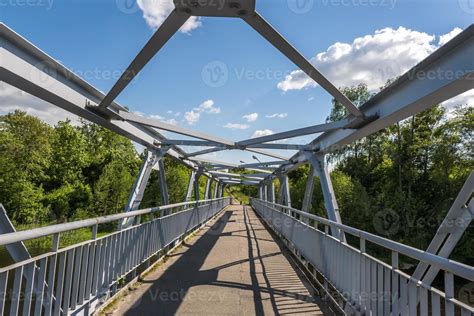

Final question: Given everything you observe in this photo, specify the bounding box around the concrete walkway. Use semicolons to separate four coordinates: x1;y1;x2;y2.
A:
106;205;325;315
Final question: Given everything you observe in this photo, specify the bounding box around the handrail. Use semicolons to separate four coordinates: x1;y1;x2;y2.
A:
251;198;474;282
0;198;230;246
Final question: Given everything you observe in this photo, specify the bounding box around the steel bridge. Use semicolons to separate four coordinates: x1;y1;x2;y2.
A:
0;1;473;315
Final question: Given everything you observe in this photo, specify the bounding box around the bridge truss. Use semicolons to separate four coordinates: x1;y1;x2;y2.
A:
0;1;473;315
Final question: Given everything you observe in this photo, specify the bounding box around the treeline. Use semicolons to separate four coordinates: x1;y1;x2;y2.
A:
283;84;472;263
0;111;201;226
233;84;472;263
1;83;472;265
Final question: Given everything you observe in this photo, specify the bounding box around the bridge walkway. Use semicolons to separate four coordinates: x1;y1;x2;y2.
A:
106;204;325;315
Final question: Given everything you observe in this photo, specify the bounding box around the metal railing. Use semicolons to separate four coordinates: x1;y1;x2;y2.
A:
0;198;231;315
251;198;474;316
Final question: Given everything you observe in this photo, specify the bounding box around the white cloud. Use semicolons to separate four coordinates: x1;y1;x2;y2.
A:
149;114;164;120
438;27;462;46
184;110;200;125
194;99;221;114
137;0;202;33
0;82;80;125
442;90;474;112
224;123;249;130
266;113;288;119
242;112;258;122
164;118;178;125
182;100;221;125
251;129;274;138
277;27;464;92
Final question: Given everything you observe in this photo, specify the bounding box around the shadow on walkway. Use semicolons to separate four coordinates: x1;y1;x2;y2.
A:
117;206;324;315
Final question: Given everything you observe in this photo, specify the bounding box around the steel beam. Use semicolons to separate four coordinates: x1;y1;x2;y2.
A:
305;152;345;241
160;140;226;147
238;118;353;147
413;171;474;286
238;161;286;168
99;9;190;108
242;12;363;118
246;144;307;150
119;110;235;146
0;205;31;263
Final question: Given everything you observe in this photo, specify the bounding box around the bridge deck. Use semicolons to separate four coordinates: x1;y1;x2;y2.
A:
106;205;325;315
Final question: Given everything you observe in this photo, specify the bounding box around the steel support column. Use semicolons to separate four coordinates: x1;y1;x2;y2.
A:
122;148;169;227
193;169;203;202
157;159;169;205
268;181;275;203
185;170;197;202
302;166;315;213
204;178;212;200
214;181;220;199
304;152;345;241
276;175;291;207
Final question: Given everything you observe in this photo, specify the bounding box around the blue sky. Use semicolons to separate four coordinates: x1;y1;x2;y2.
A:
1;0;472;163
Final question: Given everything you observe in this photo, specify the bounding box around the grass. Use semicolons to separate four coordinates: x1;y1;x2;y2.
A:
227;187;250;204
